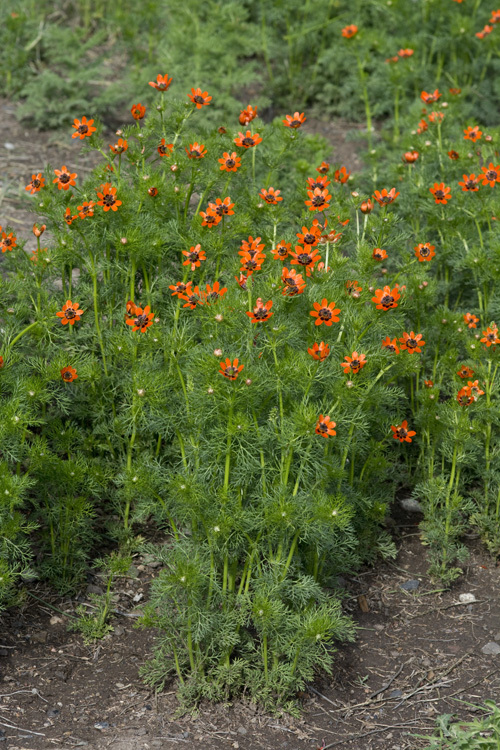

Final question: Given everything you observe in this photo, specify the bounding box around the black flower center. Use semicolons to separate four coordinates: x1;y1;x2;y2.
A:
65;308;76;319
194;95;205;103
77;125;88;134
134;314;148;328
103;195;115;206
60;173;70;183
435;190;444;199
63;371;73;380
32;178;41;188
297;253;311;265
466;180;476;190
319;308;332;320
242;137;255;146
253;308;268;319
312;196;325;206
407;338;418;348
226;159;235;167
397;428;407;439
381;295;394;306
486;170;497;181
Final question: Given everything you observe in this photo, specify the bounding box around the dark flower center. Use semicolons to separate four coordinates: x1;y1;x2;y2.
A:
381;295;394;306
309;181;322;191
386;344;396;352
351;360;360;369
242;137;255;147
303;233;315;245
245;260;257;270
487;333;496;341
194;95;205;103
77;125;88;134
290;119;301;127
312;195;325;206
32;178;41;188
380;196;392;203
318;423;328;433
60;173;70;183
420;247;430;256
319;308;332;320
65;308;76;319
63;371;73;380
486;170;497;181
397;428;407;439
434;190;445;199
253;308;268;319
225;367;237;378
265;195;276;202
226;159;235;167
297;253;312;265
134;314;149;328
407;338;418;348
284;277;297;287
191;149;201;157
277;246;288;256
188;252;199;262
103;195;115;206
465;180;476;190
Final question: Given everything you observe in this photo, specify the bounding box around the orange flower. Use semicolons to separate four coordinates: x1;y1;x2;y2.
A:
126;305;154;332
420;89;441;103
391;421;416;443
32;223;46;237
310;299;340;326
0;356;3;368
334;166;350;183
424;380;434;388
304;187;331;212
205;281;227;303
185;142;207;159
417;118;428;134
281;267;306;296
25;173;45;194
283;112;306;128
449;88;462;95
125;300;138;320
373;188;399;206
169;281;193;298
491;9;500;22
341;351;367;374
240;251;265;273
240;236;265;257
308;342;330;361
480;163;500;187
316;161;330;174
414;242;436;262
476;25;493;38
188;87;212;108
372;286;400;311
53;166;77;191
480;326;500;347
429;182;451;204
296;224;321;247
218;151;241;172
110;138;128;154
468;380;485;400
448;150;460;160
234;130;262;148
0;231;17;253
238;105;258;125
72;116;96;140
76;201;95;219
182;244;206;270
399;331;425;354
290;246;320;276
273;240;292;260
131;103;146;120
458;174;479;192
209;197;235;216
235;272;253;290
398;48;414;57
96;184;122;212
315;414;336;438
56;299;84;326
372;247;388;261
149;74;173;91
260;187;283;204
181;287;204;309
307;174;331;190
345;280;362;297
428;111;444;123
360;199;374;214
457;365;474;379
219;358;244;380
246;298;274;323
457;386;474;406
463;125;482;142
381;336;400;354
199;209;221;227
148;187;158;197
463;313;479;329
341;24;358;38
64;208;76;226
402;151;419;163
61;366;78;382
158;139;174;157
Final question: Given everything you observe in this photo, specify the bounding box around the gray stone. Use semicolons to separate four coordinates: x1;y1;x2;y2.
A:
400;579;420;591
481;642;500;656
399;497;423;513
389;689;403;698
31;630;48;643
237;727;248;735
94;721;110;730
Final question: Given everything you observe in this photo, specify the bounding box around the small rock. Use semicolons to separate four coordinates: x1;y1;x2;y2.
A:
399;497;423;513
132;593;144;603
459;593;476;604
127;564;140;578
389;689;402;698
50;615;63;625
400;580;420;591
494;632;500;642
113;625;125;636
374;624;384;631
481;642;500;656
47;708;60;718
4;143;15;151
137;727;147;736
31;630;48;643
0;649;9;657
237;726;247;735
86;584;104;596
94;721;110;730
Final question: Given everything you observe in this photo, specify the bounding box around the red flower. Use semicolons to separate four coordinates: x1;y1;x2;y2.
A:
458;174;479;192
260;187;283;204
182;244;206;270
457;386;474;406
463;125;482;142
77;201;95;219
181;287;204;309
373;188;399;206
334;166;350;183
218;151;241;172
476;25;493;38
414;242;436;262
96;183;122;212
464;313;479;329
56;300;84;326
420;89;441;103
391;420;416;443
468;380;485;400
238;105;258;126
209;197;235;216
64;207;76;226
308;342;330;361
72;116;96;140
448;150;460;160
204;281;227;303
246;298;274;323
316;161;330;174
32;223;46;237
480;163;500;187
281;267;306;296
457;365;474;379
480;326;500;347
131;103;146;120
53;166;77;191
491;9;500;22
304;187;331;212
185;142;207;159
341;351;367;375
239;251;266;273
428;111;444;123
296;224;321;247
417;119;428;134
360;199;374;214
449;88;462;95
61;366;78;382
157;139;174;157
148;187;158;197
234;130;262;148
316;414;336;438
345;280;362;297
199;209;221;227
187;87;212;108
240;236;265;257
402;151;419;163
149;74;172;91
424;380;434;388
169;281;193;298
398;48;414;57
310;299;341;326
399;331;425;354
110;138;128;154
283;112;306;128
0;231;17;253
235;272;253;290
429;182;451;204
273;240;292;260
219;358;244;380
290;245;320;276
372;286;400;311
381;336;400;354
25;173;45;194
341;24;358;38
372;247;388;261
307;174;331;190
126;305;154;332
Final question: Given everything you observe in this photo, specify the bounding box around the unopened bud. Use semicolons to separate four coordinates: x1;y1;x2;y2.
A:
245;379;252;386
346;380;354;388
137;389;145;397
215;314;223;322
121;237;128;244
214;349;222;356
208;387;214;394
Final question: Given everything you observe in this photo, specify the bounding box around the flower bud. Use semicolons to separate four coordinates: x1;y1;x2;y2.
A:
33;223;46;237
208;387;214;394
121;237;128;244
214;348;222;356
245;379;252;386
137;389;145;397
360;199;374;214
215;314;223;322
346;380;354;388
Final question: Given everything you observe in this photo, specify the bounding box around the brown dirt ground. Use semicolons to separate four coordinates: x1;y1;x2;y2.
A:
1;100;500;750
